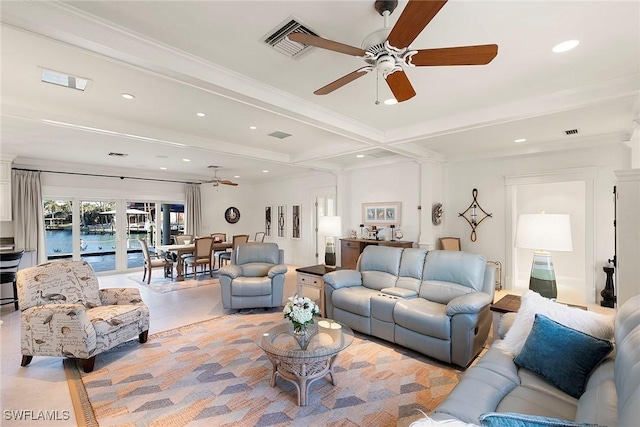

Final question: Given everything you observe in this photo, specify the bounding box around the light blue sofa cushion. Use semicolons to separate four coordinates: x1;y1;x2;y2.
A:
396;248;427;292
358;246;402;291
514;314;613;399
479;412;600;427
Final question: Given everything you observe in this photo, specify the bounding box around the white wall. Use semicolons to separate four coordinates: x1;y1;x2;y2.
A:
345;161;422;243
445;144;630;304
199;182;260;240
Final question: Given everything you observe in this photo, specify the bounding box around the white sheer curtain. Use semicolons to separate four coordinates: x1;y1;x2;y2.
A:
184;183;202;237
12;170;45;263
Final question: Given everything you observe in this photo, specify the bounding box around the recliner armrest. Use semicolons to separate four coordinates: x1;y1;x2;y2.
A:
446;292;492;316
268;264;288;278
219;264;242;279
323;270;363;290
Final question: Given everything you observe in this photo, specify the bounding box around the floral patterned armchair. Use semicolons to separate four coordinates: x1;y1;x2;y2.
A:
17;260;149;372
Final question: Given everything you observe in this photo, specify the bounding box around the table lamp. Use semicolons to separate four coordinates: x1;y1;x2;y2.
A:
515;213;573;299
318;216;342;267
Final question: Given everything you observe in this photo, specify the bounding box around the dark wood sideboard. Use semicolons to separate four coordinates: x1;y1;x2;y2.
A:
340;238;413;269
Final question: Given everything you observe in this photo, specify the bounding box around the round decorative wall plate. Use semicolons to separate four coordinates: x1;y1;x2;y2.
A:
225;207;240;224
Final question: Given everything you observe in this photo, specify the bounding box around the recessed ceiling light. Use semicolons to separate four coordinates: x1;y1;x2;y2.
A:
383;98;398;105
514;138;527;143
552;40;579;53
249;126;257;130
121;93;135;100
182;158;191;162
262;170;269;173
234;175;240;178
196;112;206;117
356;154;365;158
160;167;167;170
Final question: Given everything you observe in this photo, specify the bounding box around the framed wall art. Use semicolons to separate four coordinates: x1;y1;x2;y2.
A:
265;206;272;237
362;201;402;226
292;205;301;239
277;205;286;238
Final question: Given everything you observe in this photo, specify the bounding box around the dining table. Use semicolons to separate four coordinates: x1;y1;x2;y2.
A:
156;242;232;281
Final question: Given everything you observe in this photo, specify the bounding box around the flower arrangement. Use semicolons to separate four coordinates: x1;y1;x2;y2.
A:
283;295;320;334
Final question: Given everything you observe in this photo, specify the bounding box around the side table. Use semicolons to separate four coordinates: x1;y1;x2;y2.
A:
295;265;338;317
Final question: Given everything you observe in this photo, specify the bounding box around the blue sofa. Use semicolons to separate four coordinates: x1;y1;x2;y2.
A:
323;246;495;367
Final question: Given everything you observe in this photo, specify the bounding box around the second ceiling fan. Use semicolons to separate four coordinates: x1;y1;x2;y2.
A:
288;0;498;103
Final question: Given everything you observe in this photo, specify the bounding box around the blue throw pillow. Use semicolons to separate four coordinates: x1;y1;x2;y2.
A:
479;412;601;427
513;314;613;399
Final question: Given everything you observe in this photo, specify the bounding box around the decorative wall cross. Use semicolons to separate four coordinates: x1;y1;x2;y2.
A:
458;188;492;242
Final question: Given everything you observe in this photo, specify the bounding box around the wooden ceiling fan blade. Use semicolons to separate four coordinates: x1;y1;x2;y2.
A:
288;33;367;57
314;68;371;95
408;45;498;66
387;0;448;49
219;180;238;186
385;70;416;103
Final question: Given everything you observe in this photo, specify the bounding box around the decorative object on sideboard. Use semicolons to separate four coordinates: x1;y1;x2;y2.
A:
365;225;382;240
515;213;573;299
394;228;403;240
389;224;396;241
318;216;342;266
359;224;365;239
362;201;401;226
432;202;443;225
458;188;492;242
349;229;358;239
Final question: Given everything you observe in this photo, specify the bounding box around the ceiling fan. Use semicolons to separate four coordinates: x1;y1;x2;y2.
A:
288;0;498;103
203;166;238;187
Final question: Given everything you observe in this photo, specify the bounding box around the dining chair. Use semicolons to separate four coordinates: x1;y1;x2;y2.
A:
439;237;462;251
210;233;227;268
219;234;250;267
139;239;173;283
0;250;25;310
184;236;215;277
254;231;266;242
173;234;193;245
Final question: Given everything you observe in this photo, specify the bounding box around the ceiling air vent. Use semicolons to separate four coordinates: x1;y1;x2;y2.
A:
263;17;318;59
564;129;579;135
268;131;292;139
108;152;128;157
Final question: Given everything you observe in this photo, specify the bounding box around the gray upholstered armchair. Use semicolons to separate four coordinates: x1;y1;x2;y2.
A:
218;242;287;310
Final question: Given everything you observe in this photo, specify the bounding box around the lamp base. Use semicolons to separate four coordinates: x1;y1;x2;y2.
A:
324;252;336;266
529;251;558;299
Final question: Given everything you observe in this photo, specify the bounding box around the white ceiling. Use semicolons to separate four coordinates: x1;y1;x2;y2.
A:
1;0;639;184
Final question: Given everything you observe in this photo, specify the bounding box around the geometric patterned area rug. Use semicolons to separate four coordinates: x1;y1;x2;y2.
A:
127;274;217;293
64;312;462;426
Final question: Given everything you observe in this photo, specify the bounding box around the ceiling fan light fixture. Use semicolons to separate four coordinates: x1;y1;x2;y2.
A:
552;40;579;53
383;98;398;105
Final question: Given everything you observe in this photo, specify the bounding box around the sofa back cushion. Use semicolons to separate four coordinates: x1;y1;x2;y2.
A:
17;260;101;310
359;246;403;290
420;251;486;303
395;248;427;293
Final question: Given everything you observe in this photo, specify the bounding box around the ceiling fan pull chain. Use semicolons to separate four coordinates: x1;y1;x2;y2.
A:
375;71;380;105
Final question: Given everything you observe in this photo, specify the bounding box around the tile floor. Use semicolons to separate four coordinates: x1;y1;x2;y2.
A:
0;266;302;426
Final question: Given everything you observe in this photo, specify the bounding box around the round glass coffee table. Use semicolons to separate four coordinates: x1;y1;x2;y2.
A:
257;320;354;406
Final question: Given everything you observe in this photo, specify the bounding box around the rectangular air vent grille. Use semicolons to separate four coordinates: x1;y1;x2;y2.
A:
268;131;292;139
565;129;579;135
108;152;128;157
263;18;318;58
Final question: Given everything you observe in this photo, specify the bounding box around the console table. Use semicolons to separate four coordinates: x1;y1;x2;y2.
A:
340;238;413;269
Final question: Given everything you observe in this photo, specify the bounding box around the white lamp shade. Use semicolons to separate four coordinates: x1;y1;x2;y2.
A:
318;216;342;237
515;214;573;252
